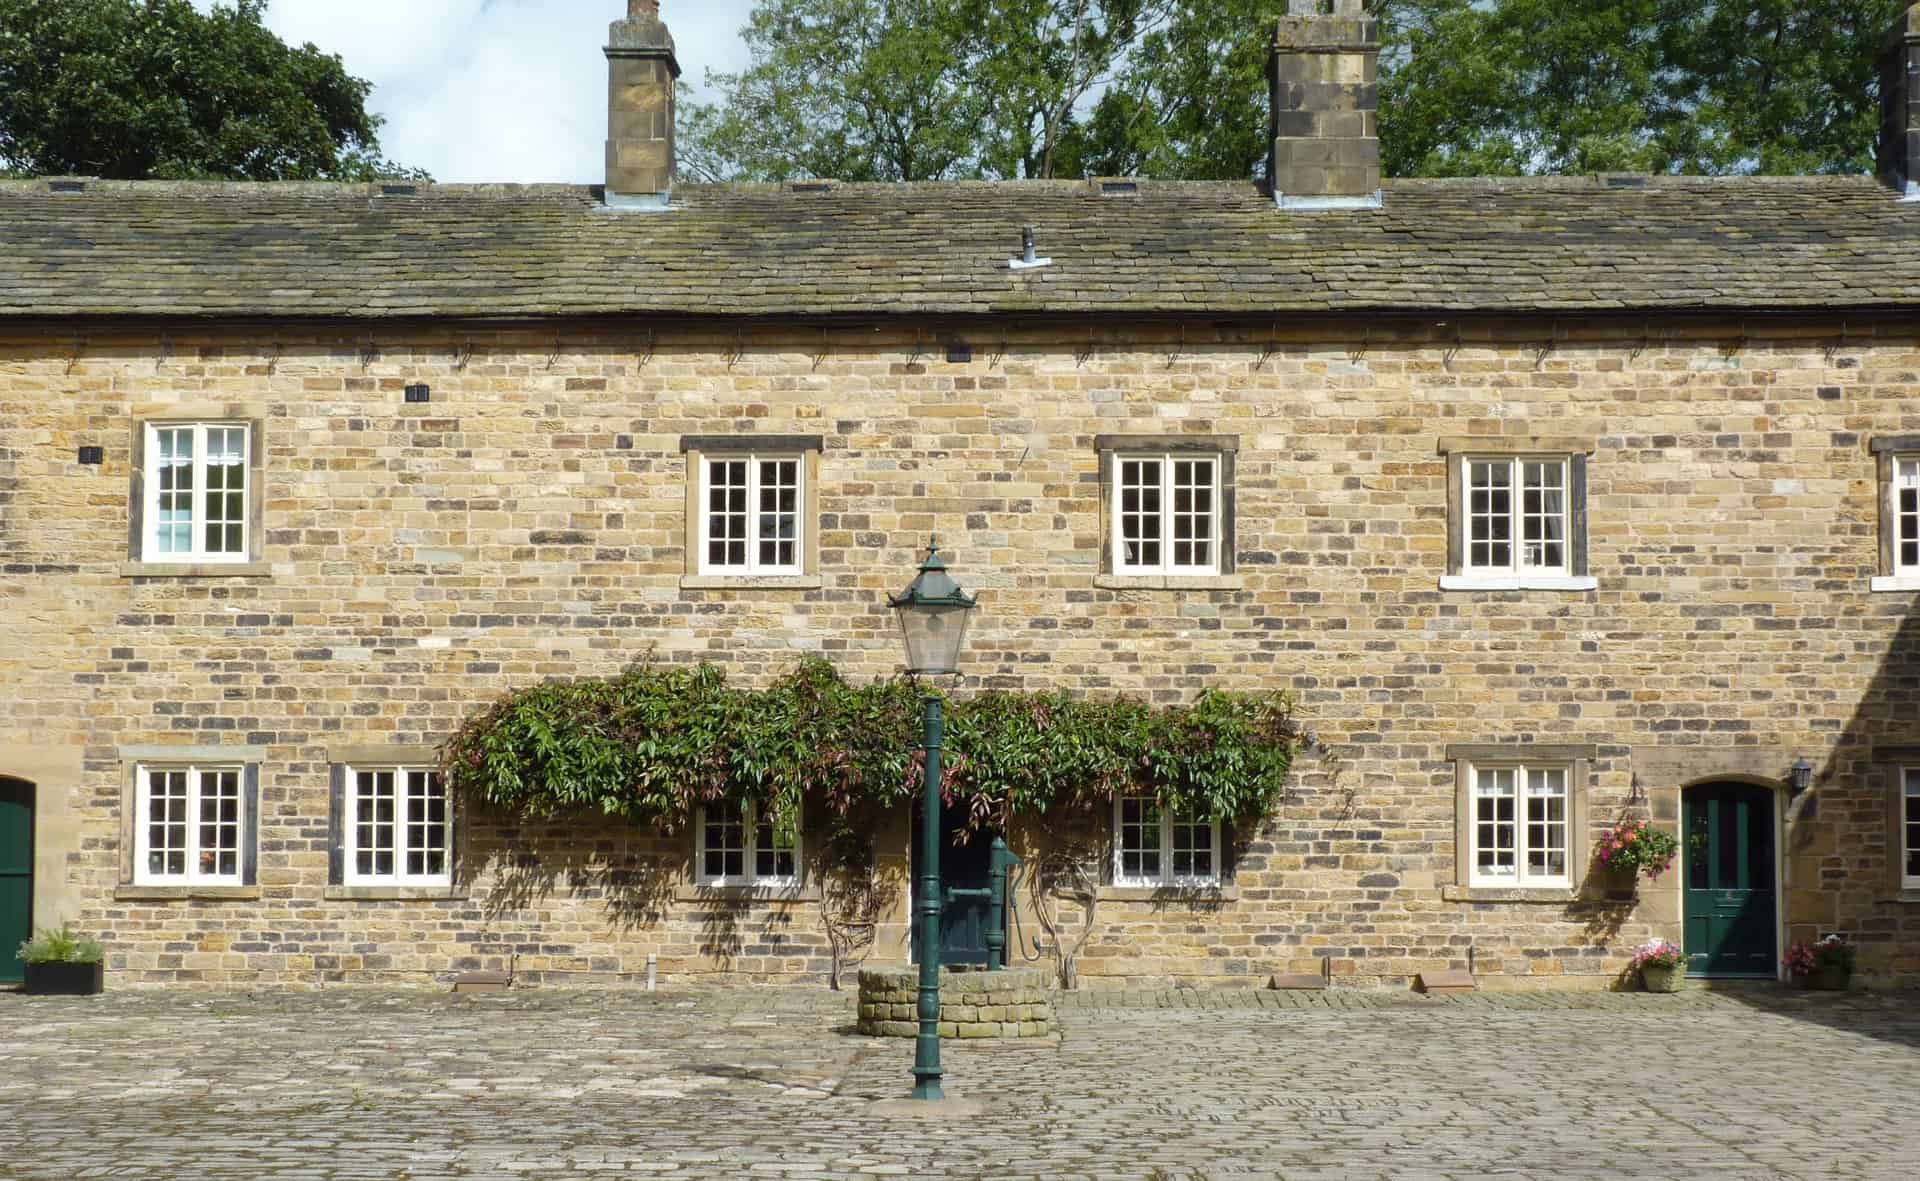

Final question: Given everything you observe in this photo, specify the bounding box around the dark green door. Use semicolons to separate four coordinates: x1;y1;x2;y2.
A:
1683;783;1777;978
911;807;996;967
0;778;32;984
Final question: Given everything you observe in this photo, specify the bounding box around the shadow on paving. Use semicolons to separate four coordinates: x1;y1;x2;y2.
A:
1706;984;1920;1051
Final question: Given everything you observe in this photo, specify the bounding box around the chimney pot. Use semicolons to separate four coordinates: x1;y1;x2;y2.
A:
629;0;659;15
1269;2;1381;211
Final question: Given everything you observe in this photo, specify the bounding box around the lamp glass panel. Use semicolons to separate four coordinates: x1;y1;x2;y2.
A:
895;601;972;674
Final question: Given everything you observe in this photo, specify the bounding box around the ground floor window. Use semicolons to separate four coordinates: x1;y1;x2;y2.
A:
697;801;798;886
1905;767;1920;890
1113;795;1220;887
134;764;245;885
344;766;451;886
1470;764;1570;887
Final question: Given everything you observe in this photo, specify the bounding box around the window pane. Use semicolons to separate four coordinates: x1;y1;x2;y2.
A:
1901;462;1920;571
356;770;396;878
702;802;747;880
755;459;800;570
1525;768;1568;879
199;769;241;879
1520;461;1566;572
203;427;247;555
1119;460;1161;569
707;460;748;570
405;770;449;878
1474;768;1515;877
1170;459;1214;570
753;811;797;880
147;769;189;877
155;428;194;555
1118;796;1162;882
1171;819;1214;881
1905;769;1920;880
1468;462;1513;572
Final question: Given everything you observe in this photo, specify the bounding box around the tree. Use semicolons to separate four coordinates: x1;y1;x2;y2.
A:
681;0;1168;182
688;0;1913;183
0;0;425;181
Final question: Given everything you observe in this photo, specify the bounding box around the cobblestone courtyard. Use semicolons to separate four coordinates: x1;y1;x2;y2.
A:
1;984;1914;1179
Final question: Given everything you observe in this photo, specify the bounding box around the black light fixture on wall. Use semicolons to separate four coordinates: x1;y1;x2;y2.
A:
1789;757;1814;797
76;445;103;465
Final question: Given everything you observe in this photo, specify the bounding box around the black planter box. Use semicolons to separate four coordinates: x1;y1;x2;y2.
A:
22;961;104;996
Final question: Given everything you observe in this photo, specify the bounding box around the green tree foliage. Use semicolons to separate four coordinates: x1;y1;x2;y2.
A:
680;0;1170;181
687;0;1912;182
0;0;425;180
442;657;1302;836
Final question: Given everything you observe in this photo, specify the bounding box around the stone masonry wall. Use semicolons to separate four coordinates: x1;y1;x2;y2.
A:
3;317;1919;989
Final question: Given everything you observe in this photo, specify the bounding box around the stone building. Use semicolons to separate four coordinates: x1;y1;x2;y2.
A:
4;0;1920;991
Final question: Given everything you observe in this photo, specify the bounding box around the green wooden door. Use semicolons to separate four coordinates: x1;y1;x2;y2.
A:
0;779;31;984
1683;783;1777;978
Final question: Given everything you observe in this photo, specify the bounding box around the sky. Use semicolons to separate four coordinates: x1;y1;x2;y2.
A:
190;1;756;183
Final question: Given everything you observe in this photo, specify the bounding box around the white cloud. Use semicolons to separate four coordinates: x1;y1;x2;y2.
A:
192;0;755;182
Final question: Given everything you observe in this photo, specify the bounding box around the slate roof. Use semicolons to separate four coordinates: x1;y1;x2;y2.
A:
2;174;1918;321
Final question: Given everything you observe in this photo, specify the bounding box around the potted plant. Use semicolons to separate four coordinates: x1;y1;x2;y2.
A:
1629;939;1687;992
1785;934;1855;991
17;925;105;996
1595;817;1680;899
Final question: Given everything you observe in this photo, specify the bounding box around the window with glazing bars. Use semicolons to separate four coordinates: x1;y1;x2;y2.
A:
143;423;249;562
346;767;451;886
1904;767;1920;889
1114;455;1218;574
1471;765;1569;886
698;801;799;885
1113;795;1220;886
702;456;802;574
1894;457;1920;574
134;765;244;885
1465;457;1569;576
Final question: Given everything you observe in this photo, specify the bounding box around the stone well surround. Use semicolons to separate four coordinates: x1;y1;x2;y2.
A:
856;966;1055;1038
3;317;1920;989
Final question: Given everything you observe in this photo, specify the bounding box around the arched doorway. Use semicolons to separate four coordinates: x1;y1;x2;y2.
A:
0;777;32;984
1682;781;1778;978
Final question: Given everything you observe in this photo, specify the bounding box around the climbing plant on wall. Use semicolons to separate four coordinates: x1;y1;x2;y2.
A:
442;656;1303;836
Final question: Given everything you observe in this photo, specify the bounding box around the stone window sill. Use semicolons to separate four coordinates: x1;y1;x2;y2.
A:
1870;576;1920;593
1442;885;1576;904
1439;575;1597;593
675;882;822;903
680;575;823;590
114;885;261;902
121;560;271;579
324;885;470;902
1097;884;1240;903
1883;890;1920;904
1094;575;1245;592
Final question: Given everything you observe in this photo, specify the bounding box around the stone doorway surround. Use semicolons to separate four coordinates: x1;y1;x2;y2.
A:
0;737;83;935
1632;745;1793;981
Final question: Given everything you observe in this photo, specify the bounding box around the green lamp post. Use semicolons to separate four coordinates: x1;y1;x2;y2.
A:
889;537;977;1102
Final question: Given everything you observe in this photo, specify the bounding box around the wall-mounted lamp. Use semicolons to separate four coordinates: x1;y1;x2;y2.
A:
76;445;103;465
1789;757;1814;796
404;383;431;404
1628;774;1648;806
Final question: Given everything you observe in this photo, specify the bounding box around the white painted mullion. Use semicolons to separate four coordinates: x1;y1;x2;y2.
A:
1158;454;1174;576
189;424;209;563
745;454;766;576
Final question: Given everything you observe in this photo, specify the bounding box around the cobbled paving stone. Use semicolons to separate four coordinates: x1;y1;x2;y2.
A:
0;984;1914;1179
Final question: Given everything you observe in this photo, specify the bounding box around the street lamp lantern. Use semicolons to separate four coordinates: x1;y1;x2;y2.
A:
889;537;977;1103
889;539;977;675
1790;757;1814;796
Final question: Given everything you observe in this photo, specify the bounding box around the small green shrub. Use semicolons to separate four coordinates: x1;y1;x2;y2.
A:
18;924;105;965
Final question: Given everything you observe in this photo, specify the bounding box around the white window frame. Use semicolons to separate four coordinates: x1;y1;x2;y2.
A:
1904;767;1920;891
133;764;247;886
1461;455;1570;579
695;800;801;887
1111;453;1222;576
342;765;453;888
1892;455;1920;578
1112;795;1222;888
1467;762;1571;889
140;421;251;564
697;454;805;576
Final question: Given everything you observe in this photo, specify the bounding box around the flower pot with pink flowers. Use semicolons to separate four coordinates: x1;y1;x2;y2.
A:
1785;935;1855;991
1630;939;1687;992
1594;817;1680;900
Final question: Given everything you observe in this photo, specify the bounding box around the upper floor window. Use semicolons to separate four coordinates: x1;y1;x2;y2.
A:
1440;439;1592;591
1113;795;1221;887
1874;447;1920;590
141;422;250;562
1905;767;1920;891
1468;763;1570;888
701;454;803;575
343;766;451;887
134;764;247;886
679;435;822;584
1094;437;1238;584
697;801;799;887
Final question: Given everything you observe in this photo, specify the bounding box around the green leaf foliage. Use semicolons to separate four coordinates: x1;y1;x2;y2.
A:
0;0;427;180
691;0;1912;182
18;924;105;965
443;657;1301;833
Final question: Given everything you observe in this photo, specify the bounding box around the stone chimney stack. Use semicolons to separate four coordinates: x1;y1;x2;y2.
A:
605;0;679;209
1880;3;1920;199
1269;0;1381;210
